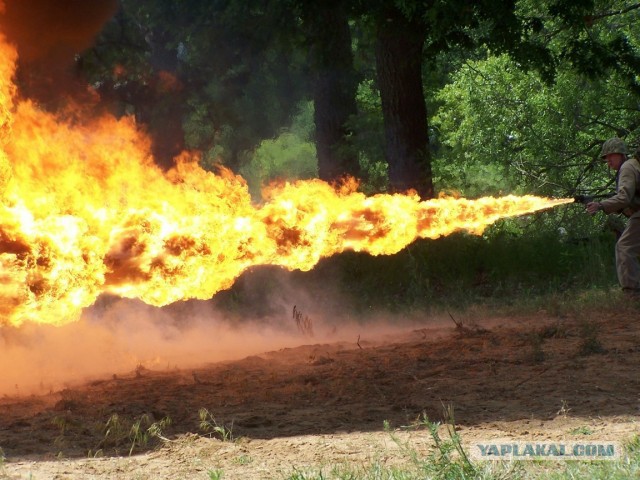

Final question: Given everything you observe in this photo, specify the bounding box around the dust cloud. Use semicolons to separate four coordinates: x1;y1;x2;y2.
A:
0;298;305;396
0;270;433;397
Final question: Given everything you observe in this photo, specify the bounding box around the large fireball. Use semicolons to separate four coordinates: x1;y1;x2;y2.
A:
0;35;572;327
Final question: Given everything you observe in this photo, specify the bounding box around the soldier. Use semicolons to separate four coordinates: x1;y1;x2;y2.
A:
586;137;640;297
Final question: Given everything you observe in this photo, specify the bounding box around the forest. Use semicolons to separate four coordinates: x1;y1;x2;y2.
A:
71;0;640;197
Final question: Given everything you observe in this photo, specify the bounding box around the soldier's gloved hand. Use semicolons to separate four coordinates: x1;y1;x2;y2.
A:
586;202;603;215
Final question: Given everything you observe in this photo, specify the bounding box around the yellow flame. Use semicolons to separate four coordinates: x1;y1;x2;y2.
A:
0;35;572;327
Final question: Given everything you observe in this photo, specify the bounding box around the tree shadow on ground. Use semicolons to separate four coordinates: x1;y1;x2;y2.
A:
2;309;639;459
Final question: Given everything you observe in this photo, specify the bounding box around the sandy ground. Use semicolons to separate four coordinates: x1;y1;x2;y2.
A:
1;308;639;479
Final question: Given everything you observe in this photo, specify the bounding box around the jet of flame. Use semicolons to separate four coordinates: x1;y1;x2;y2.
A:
0;35;572;327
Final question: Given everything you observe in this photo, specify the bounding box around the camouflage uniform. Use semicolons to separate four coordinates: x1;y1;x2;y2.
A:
598;139;640;292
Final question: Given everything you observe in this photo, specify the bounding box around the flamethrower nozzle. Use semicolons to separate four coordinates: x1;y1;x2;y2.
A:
573;195;592;204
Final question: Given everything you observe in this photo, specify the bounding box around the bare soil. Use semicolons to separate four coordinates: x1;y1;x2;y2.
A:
1;309;640;479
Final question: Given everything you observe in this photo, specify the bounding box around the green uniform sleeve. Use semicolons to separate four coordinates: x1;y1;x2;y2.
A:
601;162;638;214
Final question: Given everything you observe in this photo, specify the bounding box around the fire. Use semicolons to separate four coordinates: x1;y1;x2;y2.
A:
0;35;573;327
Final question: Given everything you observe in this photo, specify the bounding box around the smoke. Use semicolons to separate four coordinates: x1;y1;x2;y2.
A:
0;298;297;396
0;0;118;103
0;267;433;397
0;296;282;395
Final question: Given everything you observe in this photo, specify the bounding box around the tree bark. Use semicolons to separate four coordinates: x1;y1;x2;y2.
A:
306;3;359;182
142;28;186;169
375;8;433;198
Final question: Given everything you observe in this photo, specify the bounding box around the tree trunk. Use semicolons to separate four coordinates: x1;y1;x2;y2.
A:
375;8;433;198
306;3;359;182
143;28;186;169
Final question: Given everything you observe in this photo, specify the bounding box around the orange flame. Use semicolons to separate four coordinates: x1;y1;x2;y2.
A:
0;36;572;327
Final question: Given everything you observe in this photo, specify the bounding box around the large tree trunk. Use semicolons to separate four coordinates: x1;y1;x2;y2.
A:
143;28;186;169
306;3;359;182
375;8;433;198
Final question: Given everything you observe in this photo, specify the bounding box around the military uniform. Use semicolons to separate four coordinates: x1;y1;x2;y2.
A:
598;139;640;292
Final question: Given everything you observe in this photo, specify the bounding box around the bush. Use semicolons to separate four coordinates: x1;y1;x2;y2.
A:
213;217;618;317
240;101;317;199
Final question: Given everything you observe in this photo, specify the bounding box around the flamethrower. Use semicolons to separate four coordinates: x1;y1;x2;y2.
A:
573;193;612;204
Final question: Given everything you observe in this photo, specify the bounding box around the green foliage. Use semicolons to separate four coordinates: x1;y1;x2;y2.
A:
97;413;171;456
77;0;640;200
577;320;606;356
569;426;594;436
234;454;253;465
419;408;477;479
516;0;640;92
283;411;640;480
81;0;310;169
349;79;388;194
284;408;509;479
199;408;234;442
208;468;224;480
343;229;612;312
239;101;317;199
432;52;640;198
282;436;640;480
212;206;620;319
240;131;317;195
77;0;640;198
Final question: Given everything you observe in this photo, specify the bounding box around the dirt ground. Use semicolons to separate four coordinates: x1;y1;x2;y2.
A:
1;308;640;479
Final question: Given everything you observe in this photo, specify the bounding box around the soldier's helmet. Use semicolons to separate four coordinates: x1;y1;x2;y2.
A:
600;137;628;158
